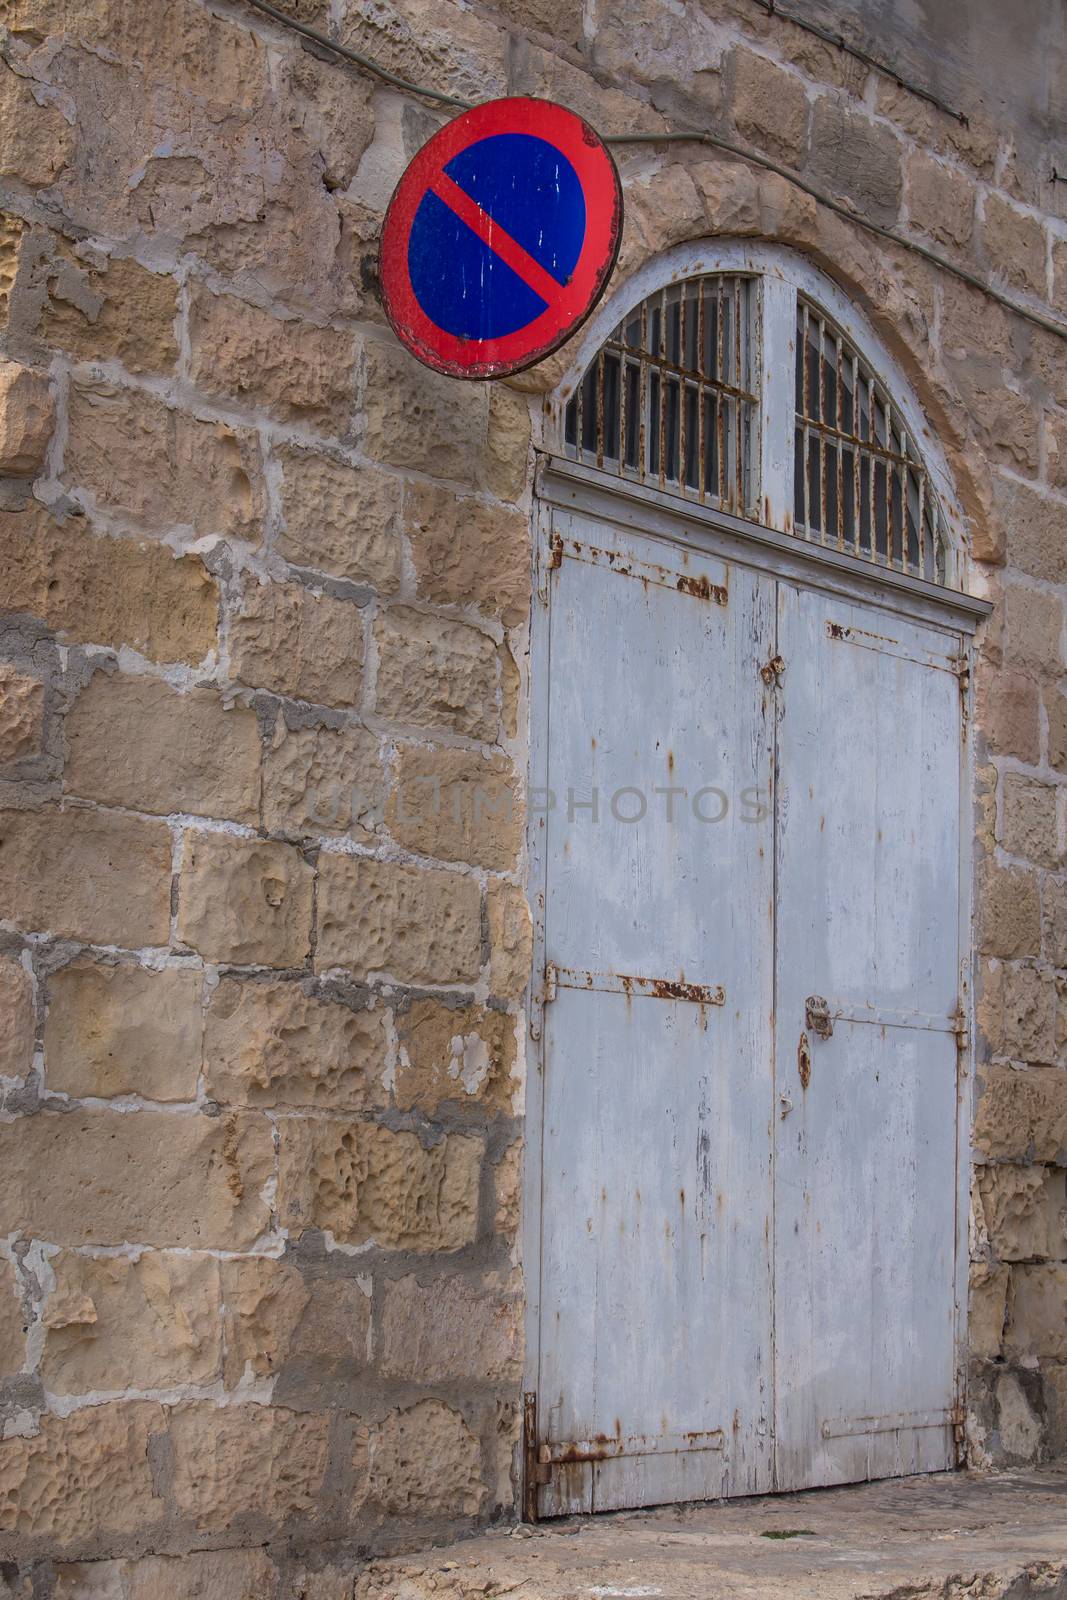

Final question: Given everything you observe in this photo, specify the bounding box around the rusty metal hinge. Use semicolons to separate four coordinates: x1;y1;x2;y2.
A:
522;1392;546;1521
805;995;834;1039
953;654;971;698
760;653;785;686
529;962;557;1043
952;1007;970;1051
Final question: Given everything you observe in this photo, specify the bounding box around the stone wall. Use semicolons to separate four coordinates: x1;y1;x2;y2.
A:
0;0;1064;1591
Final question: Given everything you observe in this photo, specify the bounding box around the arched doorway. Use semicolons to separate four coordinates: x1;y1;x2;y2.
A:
523;244;991;1517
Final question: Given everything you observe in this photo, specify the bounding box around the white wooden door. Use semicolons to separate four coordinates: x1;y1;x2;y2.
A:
533;505;777;1515
772;585;964;1489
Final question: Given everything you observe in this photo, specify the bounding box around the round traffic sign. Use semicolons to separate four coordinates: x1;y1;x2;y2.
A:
379;97;623;380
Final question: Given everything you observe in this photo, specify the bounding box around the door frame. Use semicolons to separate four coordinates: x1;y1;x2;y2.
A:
522;452;991;1516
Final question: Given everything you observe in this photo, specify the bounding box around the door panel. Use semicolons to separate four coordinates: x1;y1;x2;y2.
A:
772;584;962;1490
536;508;776;1514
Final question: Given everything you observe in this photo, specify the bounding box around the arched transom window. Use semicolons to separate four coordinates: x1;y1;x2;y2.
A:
561;252;957;590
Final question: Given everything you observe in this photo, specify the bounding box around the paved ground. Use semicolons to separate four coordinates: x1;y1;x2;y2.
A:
355;1467;1067;1599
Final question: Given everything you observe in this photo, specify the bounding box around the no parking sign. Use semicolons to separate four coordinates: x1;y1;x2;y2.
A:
379;98;623;379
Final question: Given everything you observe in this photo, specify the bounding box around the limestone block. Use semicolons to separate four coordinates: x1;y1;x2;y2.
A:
262;719;385;840
974;665;1040;764
906;152;975;249
727;48;808;164
43;960;203;1101
276;447;402;592
487;881;532;1001
38;255;178;375
1054;239;1067;318
978;1165;1067;1261
0;63;72;187
188;289;356;431
0;953;34;1079
1000;775;1059;868
997;476;1067;588
0;666;44;764
981;962;1057;1064
492;1137;522;1235
0;210;24;330
219;1257;310;1386
1005;1264;1067;1359
282;44;374;193
976;861;1041;961
394;998;516;1115
352;1399;485;1517
340;0;507;106
1048;410;1067;494
0;807;172;946
168;1402;330;1530
204;977;388;1109
374;607;499;740
405;481;530;627
1044;877;1067;967
380;1272;521;1382
65;675;261;823
229;580;364;708
315;855;482;984
278;1120;482;1251
807;100;904;227
55;1549;280;1600
41;1250;221;1393
0;362;53;476
973;1065;1067;1162
0;1109;273;1247
998;581;1065;680
0;1258;24;1377
0;502;219;665
361;340;489;484
994;1369;1044;1462
485;383;531;502
982;193;1048;298
0;1402;165;1542
388;745;521;871
968;1261;1008;1360
177;831;313;967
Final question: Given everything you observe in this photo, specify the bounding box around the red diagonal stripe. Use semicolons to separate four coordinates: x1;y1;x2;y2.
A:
430;170;566;310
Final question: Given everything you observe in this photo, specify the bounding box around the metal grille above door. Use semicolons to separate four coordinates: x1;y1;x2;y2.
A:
563;274;758;518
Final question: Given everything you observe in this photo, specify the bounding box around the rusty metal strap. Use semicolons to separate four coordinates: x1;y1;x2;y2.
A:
550;964;725;1006
540;1427;725;1464
822;1407;956;1439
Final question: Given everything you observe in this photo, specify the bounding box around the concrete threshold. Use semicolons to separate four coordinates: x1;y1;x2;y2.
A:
355;1467;1067;1599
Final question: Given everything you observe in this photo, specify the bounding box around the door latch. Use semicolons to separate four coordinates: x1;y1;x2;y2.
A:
805;995;834;1039
760;653;785;686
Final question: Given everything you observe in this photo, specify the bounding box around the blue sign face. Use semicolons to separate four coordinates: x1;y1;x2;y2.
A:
408;134;587;342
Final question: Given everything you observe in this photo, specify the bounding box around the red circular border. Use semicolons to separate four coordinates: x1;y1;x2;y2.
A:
379;98;623;380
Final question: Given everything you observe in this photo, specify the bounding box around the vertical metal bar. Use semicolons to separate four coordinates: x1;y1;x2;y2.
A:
734;277;744;511
595;349;605;470
619;353;628;479
867;375;876;562
658;286;667;490
697;280;707;501
885;397;895;567
575;367;584;459
835;333;844;551
917;470;927;580
817;317;826;545
715;279;726;505
852;352;861;555
678;286;687;494
639;297;648;484
801;302;810;536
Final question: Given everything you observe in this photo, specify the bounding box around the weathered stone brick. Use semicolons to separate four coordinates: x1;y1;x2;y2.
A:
340;0;507;105
229;580;364;708
54;1549;280;1600
219;1256;309;1386
0;210;24;330
0;1109;273;1247
807;100;904;226
278;1119;482;1251
65;379;263;541
975;666;1040;764
380;1271;521;1382
0;62;73;187
1000;774;1060;868
999;580;1064;679
276;447;402;591
487;881;532;1001
485;383;531;502
168;1402;330;1530
977;861;1041;960
1005;1264;1067;1359
178;831;313;967
1044;876;1067;967
362;339;489;483
394;998;517;1115
969;1261;1008;1360
189;289;355;431
0;666;44;764
0;953;34;1079
38;254;178;374
493;1137;522;1235
43;960;202;1101
981;961;1057;1063
316;854;482;984
978;1165;1067;1261
1047;411;1067;493
374;607;499;740
204;977;388;1108
905;151;975;249
0;1402;165;1543
0;807;172;946
0;502;219;664
388;744;522;871
0;1258;24;1377
727;48;808;164
352;1399;485;1516
0;361;53;476
65;674;261;822
974;1065;1067;1161
405;481;530;627
41;1250;221;1393
982;194;1048;298
1053;239;1067;319
262;718;384;841
995;475;1067;587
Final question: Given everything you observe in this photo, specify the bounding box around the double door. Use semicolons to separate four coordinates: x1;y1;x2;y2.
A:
528;488;968;1515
